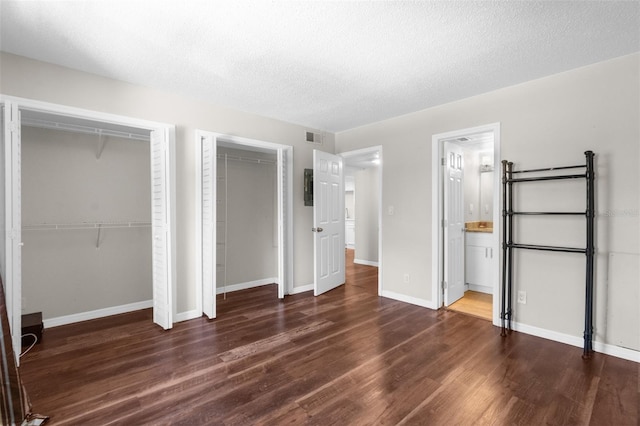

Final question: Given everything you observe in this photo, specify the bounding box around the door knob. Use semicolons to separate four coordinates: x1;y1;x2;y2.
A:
312;227;324;232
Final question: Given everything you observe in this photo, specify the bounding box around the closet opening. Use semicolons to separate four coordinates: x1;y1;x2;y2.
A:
21;110;154;327
1;96;176;362
195;131;293;320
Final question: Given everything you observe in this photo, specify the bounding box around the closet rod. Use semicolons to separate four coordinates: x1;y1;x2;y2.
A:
21;117;150;142
22;222;151;231
217;153;275;165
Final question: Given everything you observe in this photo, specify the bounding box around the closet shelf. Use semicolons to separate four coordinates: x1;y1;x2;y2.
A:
23;221;152;231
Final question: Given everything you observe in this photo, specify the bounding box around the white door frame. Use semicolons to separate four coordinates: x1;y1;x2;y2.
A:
339;146;383;295
0;94;177;361
432;123;501;325
1;101;21;361
195;130;293;318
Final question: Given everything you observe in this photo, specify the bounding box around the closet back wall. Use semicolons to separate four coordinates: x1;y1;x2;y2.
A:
217;147;277;290
21;126;152;320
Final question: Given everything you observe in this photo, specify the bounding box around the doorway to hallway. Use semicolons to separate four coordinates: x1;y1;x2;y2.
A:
340;146;382;296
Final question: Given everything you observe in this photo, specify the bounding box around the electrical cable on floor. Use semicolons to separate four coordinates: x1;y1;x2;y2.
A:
20;333;38;358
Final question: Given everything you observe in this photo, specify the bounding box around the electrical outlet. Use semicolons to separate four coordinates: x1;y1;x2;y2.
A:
517;291;527;304
403;273;410;283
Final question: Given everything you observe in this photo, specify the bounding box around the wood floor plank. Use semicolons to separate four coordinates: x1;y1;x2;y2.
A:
18;252;639;425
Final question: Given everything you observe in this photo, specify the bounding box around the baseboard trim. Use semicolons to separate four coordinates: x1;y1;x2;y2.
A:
468;284;492;294
290;283;314;295
380;290;436;310
43;300;153;328
216;278;278;295
174;309;202;323
511;321;639;363
354;258;379;267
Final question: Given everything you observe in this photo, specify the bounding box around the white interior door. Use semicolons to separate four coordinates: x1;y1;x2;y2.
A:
2;102;22;361
200;134;216;318
444;142;465;306
150;130;173;329
313;150;345;296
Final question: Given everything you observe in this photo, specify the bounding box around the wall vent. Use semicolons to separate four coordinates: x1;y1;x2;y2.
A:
306;131;323;145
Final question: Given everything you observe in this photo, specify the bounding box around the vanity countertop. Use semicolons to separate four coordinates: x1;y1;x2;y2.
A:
465;221;493;233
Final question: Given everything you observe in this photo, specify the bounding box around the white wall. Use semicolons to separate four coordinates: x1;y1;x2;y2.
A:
354;167;379;263
21;127;152;318
336;54;639;354
0;52;335;315
345;191;355;219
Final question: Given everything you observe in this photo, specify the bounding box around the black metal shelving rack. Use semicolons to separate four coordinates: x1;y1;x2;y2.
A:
500;151;595;359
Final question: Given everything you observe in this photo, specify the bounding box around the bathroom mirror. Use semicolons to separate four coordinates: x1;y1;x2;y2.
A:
479;168;493;221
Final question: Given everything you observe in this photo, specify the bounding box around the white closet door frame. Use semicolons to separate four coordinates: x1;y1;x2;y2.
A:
432;123;501;323
0;95;176;341
276;147;294;299
197;133;216;318
150;128;175;330
195;130;293;318
2;101;22;362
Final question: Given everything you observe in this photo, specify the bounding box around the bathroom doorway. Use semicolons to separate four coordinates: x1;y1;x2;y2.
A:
432;124;501;325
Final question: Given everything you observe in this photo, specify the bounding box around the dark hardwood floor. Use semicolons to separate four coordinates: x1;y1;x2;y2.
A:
20;251;638;425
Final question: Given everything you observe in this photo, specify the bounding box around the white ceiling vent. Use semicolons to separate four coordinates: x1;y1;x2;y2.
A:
306;131;323;145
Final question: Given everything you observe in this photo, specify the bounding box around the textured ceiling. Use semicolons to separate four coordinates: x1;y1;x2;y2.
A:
1;1;638;132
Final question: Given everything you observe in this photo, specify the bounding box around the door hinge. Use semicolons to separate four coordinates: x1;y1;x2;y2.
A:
441;157;446;166
442;219;448;227
442;281;447;290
